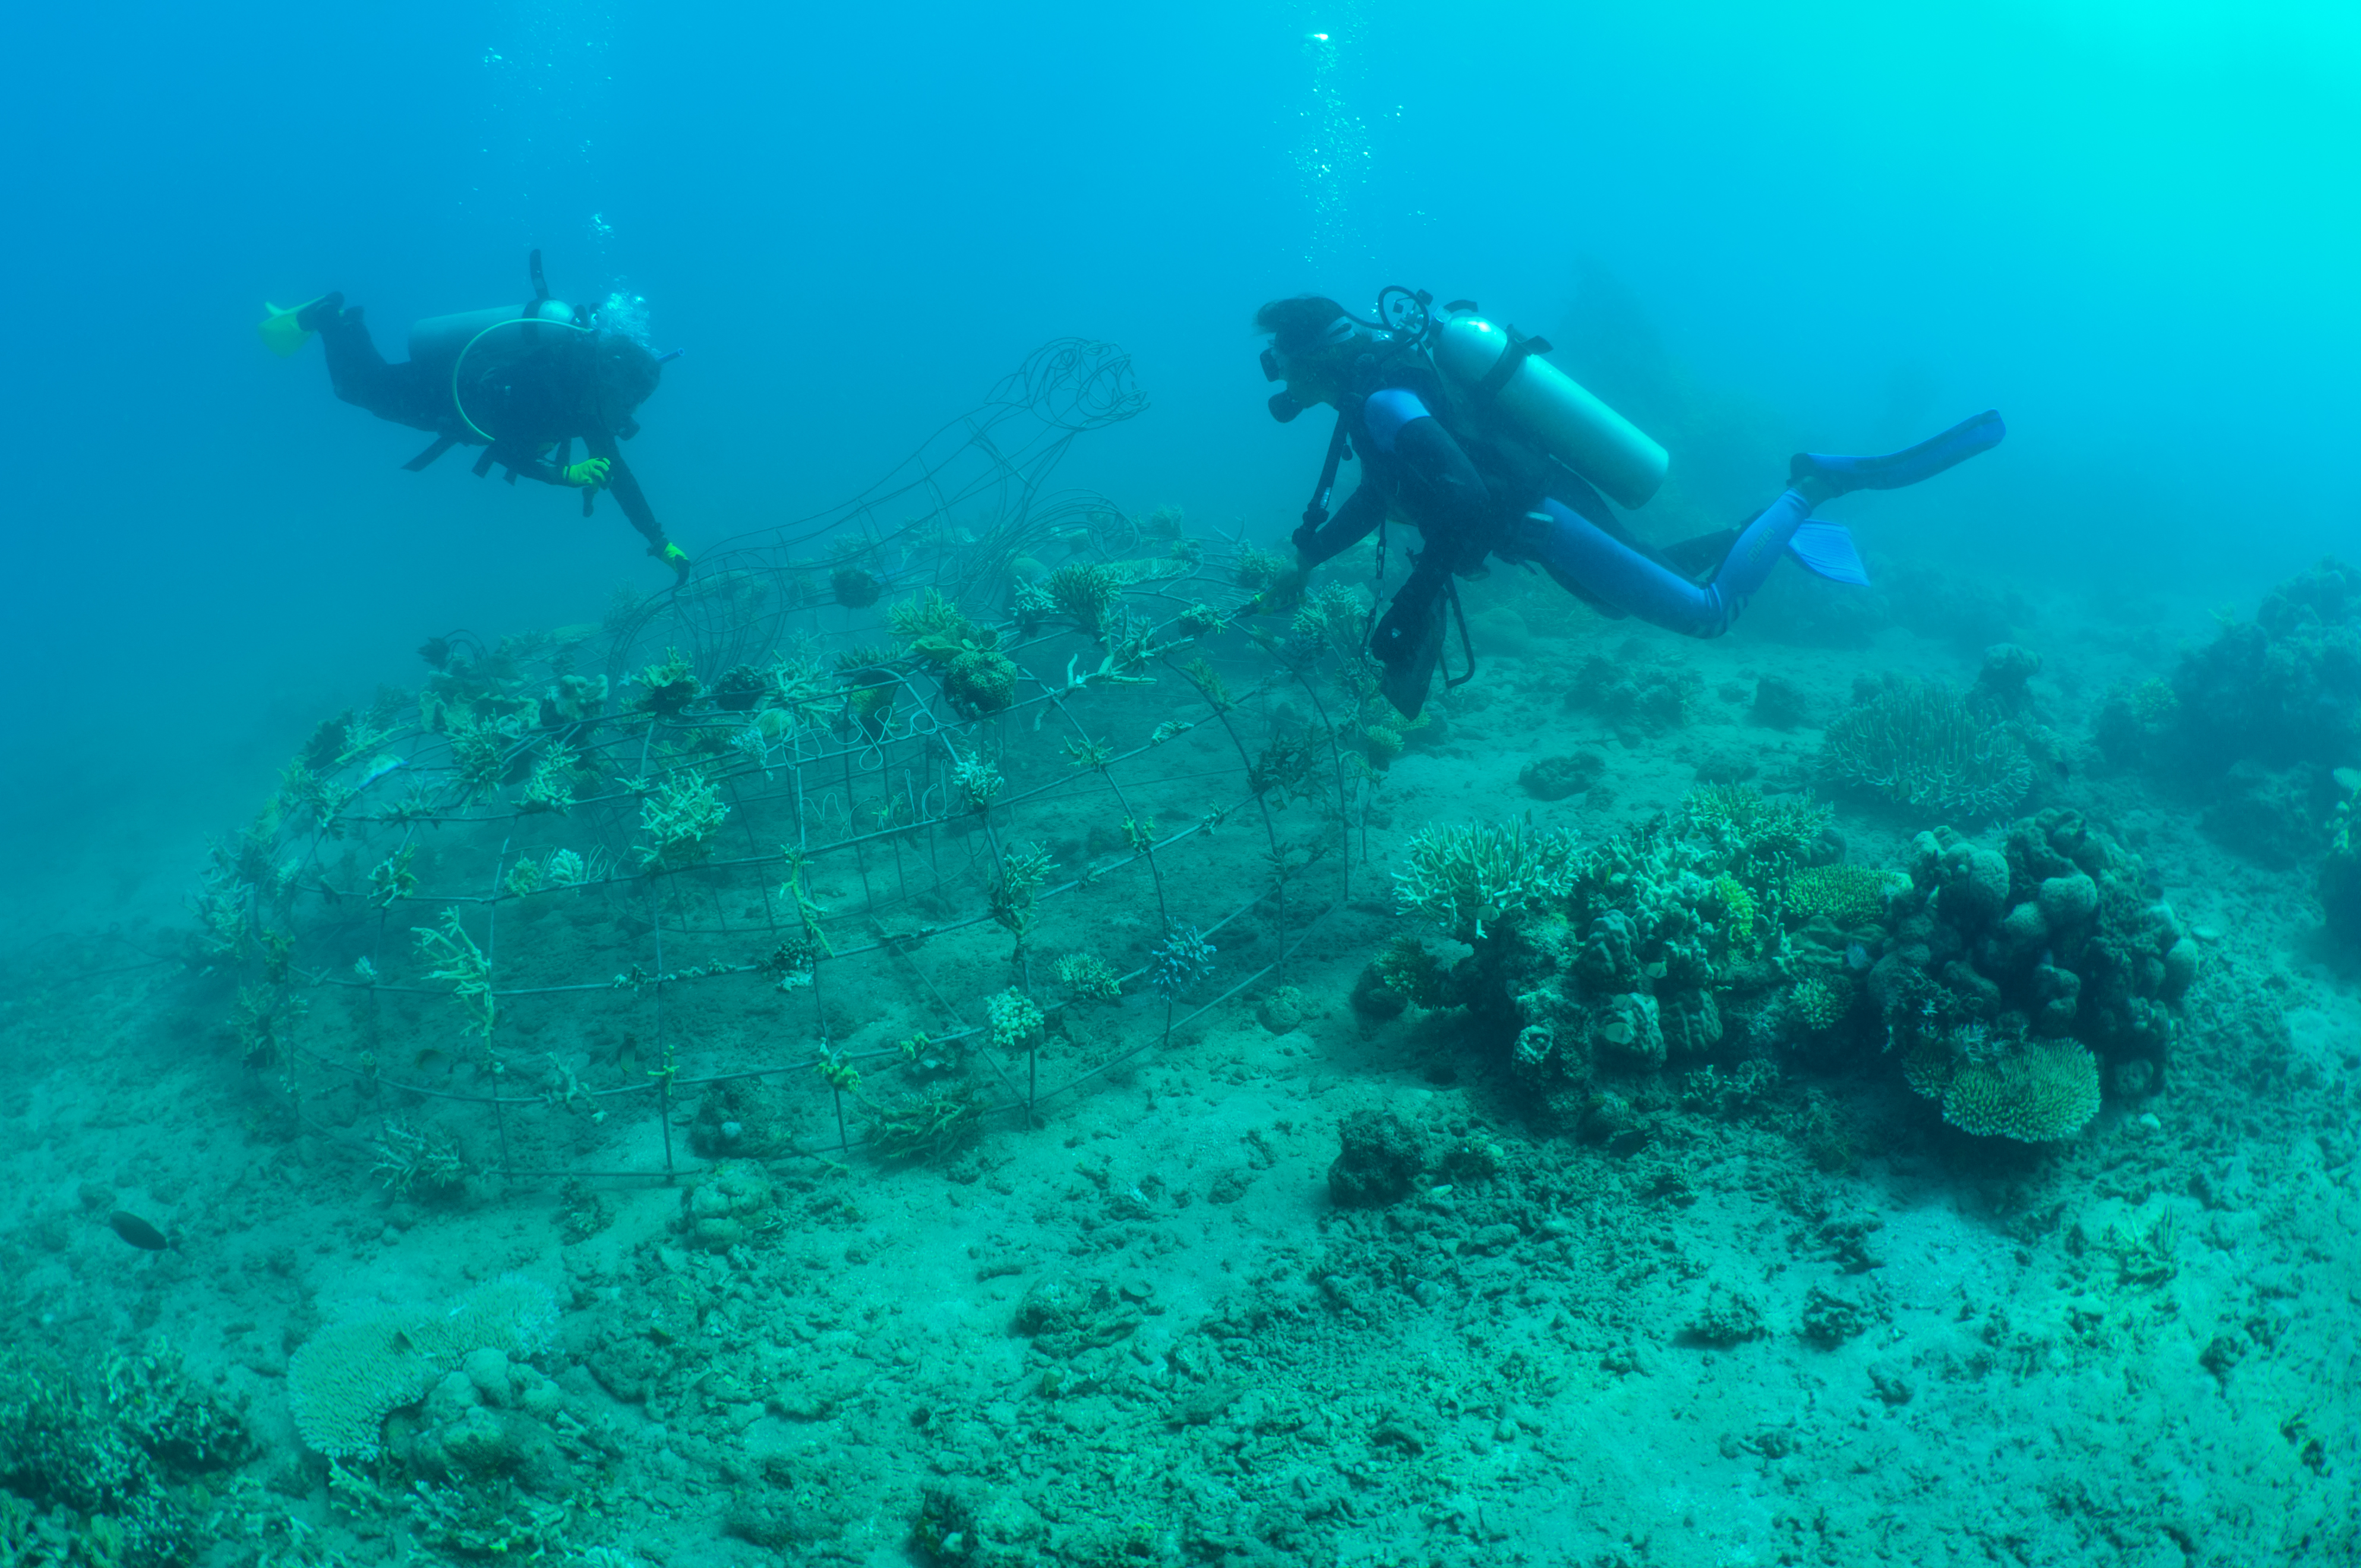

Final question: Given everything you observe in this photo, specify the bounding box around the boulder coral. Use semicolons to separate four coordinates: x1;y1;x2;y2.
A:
1872;809;2193;1126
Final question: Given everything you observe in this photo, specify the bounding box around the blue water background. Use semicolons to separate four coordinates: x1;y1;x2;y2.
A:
2;1;2355;936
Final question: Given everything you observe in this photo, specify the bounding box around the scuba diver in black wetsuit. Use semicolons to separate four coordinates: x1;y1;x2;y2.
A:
1257;289;2006;717
260;251;691;583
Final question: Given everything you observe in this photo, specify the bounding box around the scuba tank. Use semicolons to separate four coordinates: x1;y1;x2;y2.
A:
407;253;596;446
1428;304;1669;511
406;298;577;381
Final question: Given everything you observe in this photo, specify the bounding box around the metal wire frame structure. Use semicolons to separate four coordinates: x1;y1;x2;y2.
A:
199;342;1383;1194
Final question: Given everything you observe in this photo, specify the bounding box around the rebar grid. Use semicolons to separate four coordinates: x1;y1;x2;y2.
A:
203;342;1397;1194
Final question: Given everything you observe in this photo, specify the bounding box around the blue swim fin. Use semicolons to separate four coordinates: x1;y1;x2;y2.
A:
1791;409;2005;497
1786;522;1871;585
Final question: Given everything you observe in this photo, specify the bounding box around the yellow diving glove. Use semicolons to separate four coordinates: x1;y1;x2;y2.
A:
661;542;691;583
563;458;612;488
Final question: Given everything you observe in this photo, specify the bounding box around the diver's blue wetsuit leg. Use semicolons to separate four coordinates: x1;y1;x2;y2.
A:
1526;411;2006;637
1526;488;1815;638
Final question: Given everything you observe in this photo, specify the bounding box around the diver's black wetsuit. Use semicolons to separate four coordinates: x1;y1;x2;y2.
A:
318;308;669;556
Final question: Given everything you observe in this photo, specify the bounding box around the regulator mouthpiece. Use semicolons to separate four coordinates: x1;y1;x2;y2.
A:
1267;390;1306;424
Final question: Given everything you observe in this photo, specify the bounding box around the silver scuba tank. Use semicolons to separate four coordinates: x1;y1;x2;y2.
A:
1430;307;1669;510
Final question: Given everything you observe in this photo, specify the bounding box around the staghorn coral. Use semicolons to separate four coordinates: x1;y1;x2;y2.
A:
1148;926;1217;998
416;909;495;1039
1396;821;1581;942
951;746;1005;813
1056;951;1122;1002
637;772;728;867
1821;676;2030;820
371;1118;465;1199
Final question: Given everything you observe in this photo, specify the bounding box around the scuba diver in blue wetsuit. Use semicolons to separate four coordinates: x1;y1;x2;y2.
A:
1257;289;2005;716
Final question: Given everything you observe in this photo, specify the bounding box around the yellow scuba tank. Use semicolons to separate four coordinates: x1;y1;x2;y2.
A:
1429;307;1668;510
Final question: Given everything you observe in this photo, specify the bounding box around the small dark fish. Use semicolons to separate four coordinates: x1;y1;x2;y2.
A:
2054;759;2072;781
108;1210;171;1251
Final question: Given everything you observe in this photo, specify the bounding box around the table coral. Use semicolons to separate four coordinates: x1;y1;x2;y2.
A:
1821;676;2030;820
1936;1039;2102;1142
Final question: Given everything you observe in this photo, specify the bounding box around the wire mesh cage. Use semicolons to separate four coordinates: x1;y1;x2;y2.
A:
196;342;1398;1194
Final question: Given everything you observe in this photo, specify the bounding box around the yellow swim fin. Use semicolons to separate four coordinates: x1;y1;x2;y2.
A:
258;297;327;358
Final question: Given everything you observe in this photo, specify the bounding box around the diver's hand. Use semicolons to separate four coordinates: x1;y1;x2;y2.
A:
1290;520;1321;564
564;458;612;489
660;542;691;585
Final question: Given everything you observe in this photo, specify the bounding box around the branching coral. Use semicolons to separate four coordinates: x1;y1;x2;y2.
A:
415;910;495;1039
889;589;1018;716
0;1340;253;1567
1672;785;1831;886
1396;821;1580;942
627;648;704;717
1926;1037;2103;1142
1789;975;1854;1032
516;742;578;813
1056;951;1122;1002
1148;925;1217;998
986;988;1045;1050
637;772;728;867
951;747;1005;813
446;714;523;791
862;1083;983;1162
989;841;1053;955
1381;785;1839;1104
1821;677;2030;819
1047;563;1120;635
370;1118;465;1198
889;587;977;650
1786;864;1899;929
